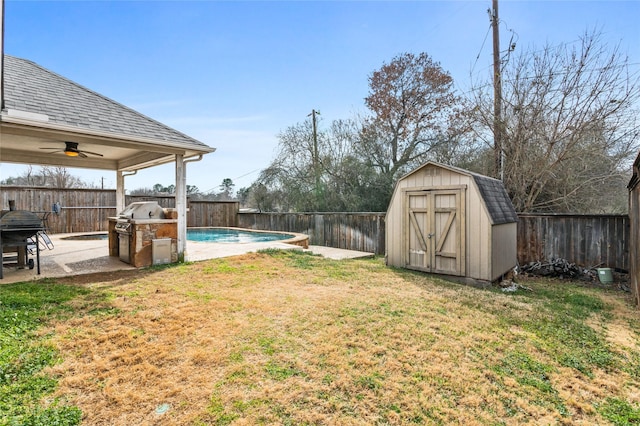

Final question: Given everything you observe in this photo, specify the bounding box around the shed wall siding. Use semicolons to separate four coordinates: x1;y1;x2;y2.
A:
467;178;492;281
491;223;518;281
386;182;404;266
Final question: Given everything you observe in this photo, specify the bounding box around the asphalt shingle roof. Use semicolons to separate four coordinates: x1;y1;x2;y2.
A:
471;174;519;225
2;55;212;151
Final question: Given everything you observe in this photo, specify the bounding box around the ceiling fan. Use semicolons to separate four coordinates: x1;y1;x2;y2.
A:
39;141;104;158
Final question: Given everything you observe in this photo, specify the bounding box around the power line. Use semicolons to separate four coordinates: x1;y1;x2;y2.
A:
203;168;262;194
471;22;492;76
461;62;640;97
467;35;634;83
234;169;261;181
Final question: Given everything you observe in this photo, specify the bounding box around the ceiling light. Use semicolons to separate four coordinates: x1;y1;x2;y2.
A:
64;150;79;157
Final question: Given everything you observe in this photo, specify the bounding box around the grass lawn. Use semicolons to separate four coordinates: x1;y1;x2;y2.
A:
2;249;640;425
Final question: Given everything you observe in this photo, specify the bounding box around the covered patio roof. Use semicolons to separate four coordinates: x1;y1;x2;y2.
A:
0;54;215;262
0;55;215;171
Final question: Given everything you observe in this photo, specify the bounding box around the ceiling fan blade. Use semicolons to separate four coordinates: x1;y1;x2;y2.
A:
79;150;104;157
39;142;103;158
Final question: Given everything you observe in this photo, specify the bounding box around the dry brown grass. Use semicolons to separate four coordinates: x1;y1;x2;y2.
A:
43;251;640;425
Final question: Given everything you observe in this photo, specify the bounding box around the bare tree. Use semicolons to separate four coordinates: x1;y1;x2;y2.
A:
469;30;640;212
257;119;325;211
2;166;88;188
40;166;86;188
129;187;155;196
245;182;279;212
254;117;386;211
4;165;47;186
24;165;42;186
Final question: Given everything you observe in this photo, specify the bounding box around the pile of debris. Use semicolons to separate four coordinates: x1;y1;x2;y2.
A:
520;258;596;281
497;258;630;293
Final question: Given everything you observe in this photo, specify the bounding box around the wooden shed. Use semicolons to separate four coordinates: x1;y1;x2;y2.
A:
386;162;518;284
627;152;640;305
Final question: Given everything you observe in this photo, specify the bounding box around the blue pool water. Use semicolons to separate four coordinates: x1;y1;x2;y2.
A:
187;228;294;243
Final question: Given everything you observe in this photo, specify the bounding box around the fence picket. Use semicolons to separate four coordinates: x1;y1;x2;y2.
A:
0;187;628;267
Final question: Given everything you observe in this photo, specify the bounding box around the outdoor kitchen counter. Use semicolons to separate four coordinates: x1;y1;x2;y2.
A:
108;216;178;267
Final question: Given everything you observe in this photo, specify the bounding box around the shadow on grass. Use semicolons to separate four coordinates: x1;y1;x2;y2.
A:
0;262;191;425
0;281;89;425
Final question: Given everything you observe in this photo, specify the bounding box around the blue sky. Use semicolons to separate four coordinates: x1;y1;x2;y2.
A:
2;0;639;193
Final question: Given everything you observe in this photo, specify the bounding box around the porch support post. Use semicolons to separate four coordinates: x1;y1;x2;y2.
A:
116;171;125;214
175;154;187;262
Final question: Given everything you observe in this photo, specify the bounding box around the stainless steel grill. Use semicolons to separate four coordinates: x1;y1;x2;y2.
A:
118;201;165;220
115;201;167;265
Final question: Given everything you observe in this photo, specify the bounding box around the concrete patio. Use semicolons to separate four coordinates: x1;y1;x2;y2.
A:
0;233;375;284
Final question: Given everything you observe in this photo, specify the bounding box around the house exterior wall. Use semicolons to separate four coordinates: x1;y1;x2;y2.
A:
491;222;518;281
386;163;497;281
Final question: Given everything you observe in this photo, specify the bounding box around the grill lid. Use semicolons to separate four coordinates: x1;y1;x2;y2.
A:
0;210;43;230
118;201;165;220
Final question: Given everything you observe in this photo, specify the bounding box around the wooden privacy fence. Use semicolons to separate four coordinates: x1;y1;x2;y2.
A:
1;187;117;234
0;187;238;233
241;213;630;268
187;201;238;227
0;187;630;267
125;197;238;227
517;214;629;271
239;212;386;255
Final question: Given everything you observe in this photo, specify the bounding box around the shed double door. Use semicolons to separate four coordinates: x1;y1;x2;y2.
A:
405;188;465;276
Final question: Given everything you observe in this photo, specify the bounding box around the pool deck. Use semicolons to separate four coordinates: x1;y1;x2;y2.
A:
0;233;375;284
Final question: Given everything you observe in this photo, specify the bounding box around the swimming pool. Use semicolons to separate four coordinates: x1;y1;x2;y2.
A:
187;228;297;243
61;228;309;248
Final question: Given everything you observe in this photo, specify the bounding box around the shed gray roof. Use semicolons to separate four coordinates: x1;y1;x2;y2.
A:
471;174;519;224
2;55;212;151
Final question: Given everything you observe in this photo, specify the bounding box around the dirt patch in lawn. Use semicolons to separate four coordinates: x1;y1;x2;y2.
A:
43;252;640;425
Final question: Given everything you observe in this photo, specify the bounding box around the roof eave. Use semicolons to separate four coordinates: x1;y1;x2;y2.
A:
0;113;216;155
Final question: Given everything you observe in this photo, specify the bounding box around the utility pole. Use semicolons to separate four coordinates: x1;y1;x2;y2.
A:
308;109;321;209
490;0;503;180
309;109;319;176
